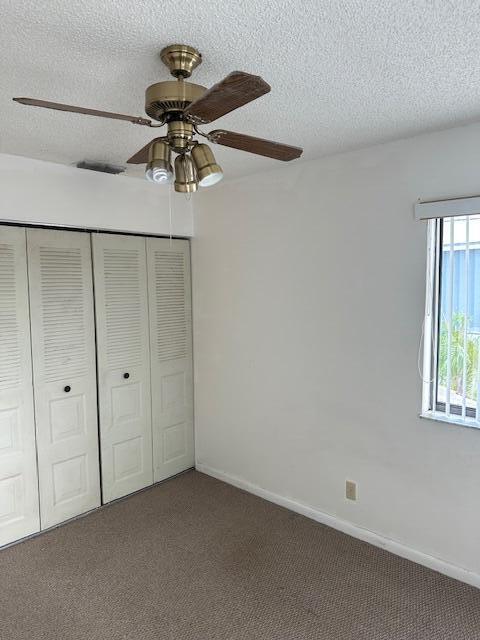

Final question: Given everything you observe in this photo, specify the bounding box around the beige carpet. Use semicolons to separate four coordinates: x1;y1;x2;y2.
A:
1;470;480;639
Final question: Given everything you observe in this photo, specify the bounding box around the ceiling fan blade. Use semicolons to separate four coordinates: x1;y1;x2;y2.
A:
13;97;152;126
209;130;303;161
184;71;271;124
126;138;165;164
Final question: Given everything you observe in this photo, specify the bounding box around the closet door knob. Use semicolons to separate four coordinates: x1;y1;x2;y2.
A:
64;385;71;393
123;372;130;379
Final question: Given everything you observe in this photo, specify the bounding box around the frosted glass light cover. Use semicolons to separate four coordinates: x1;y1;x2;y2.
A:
146;165;173;184
199;171;223;187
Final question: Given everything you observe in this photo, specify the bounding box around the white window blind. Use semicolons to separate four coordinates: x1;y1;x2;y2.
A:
415;196;480;221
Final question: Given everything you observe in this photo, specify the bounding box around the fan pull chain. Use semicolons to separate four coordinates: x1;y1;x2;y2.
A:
168;180;173;247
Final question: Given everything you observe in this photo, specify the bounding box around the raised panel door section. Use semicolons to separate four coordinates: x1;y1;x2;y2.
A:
27;228;100;529
92;233;152;503
0;226;40;546
146;238;194;482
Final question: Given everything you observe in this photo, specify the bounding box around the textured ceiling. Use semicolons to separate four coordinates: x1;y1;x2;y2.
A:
2;0;480;181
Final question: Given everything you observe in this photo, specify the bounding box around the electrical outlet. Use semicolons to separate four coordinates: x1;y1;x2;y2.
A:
346;480;357;501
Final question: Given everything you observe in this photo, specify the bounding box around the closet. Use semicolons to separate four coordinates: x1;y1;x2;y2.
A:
0;227;39;546
146;237;194;483
92;233;153;503
27;228;101;529
0;225;193;547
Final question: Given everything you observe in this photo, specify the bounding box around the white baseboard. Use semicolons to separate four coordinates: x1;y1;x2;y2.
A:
196;462;480;589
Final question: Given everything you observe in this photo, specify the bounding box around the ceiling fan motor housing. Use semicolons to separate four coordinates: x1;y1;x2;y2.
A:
145;81;206;121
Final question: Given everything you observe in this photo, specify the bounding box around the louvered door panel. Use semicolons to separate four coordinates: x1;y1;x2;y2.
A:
27;229;100;529
146;238;194;482
92;234;152;502
0;226;39;546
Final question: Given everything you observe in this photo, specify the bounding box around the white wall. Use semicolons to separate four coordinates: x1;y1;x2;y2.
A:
0;154;193;236
192;122;480;586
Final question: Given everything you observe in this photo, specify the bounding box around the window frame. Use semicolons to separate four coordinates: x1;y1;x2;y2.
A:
421;217;480;427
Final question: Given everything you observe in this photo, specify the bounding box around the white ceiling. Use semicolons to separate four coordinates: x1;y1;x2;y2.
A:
2;0;480;181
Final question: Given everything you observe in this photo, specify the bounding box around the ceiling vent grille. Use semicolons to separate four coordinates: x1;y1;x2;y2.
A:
76;161;125;174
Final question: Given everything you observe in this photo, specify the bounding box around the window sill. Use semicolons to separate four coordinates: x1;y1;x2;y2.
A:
420;411;480;431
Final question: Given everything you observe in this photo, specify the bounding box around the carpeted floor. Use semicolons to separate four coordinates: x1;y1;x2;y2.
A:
1;470;480;639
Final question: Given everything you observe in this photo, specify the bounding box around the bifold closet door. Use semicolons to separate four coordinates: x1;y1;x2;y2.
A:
27;228;100;529
0;226;40;546
92;233;153;503
146;238;194;482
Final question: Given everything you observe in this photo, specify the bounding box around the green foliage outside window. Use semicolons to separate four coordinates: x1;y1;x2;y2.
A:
438;312;479;401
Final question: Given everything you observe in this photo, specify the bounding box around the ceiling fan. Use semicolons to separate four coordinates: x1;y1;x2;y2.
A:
13;44;303;192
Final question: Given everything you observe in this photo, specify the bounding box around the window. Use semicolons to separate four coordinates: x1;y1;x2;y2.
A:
422;214;480;426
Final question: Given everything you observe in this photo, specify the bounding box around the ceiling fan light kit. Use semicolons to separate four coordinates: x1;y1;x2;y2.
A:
145;140;173;184
174;154;198;193
191;144;223;187
13;43;303;191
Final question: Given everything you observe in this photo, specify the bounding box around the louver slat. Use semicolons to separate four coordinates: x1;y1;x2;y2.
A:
103;249;143;369
154;252;187;362
0;244;20;388
39;248;88;382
